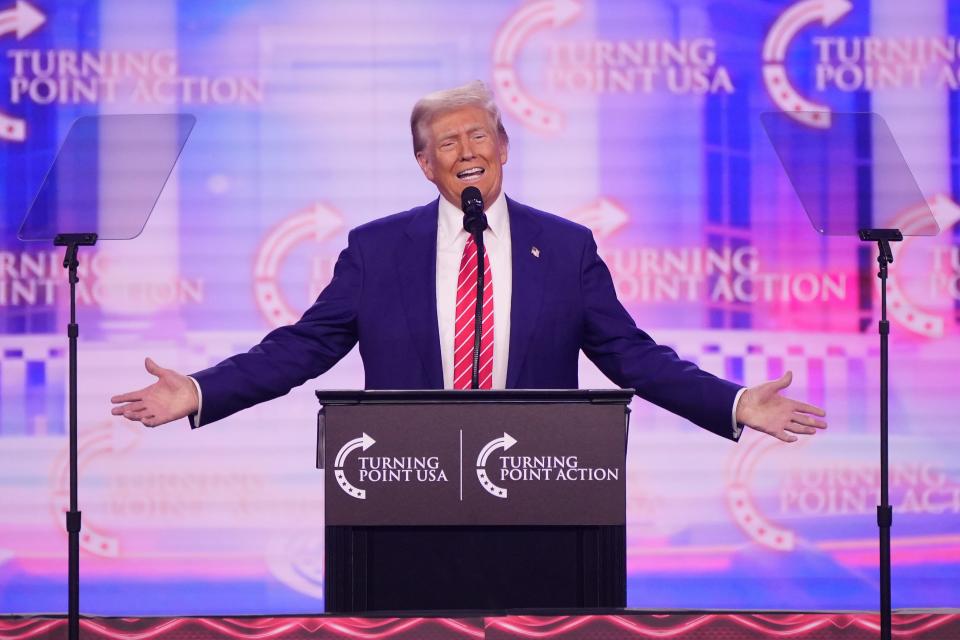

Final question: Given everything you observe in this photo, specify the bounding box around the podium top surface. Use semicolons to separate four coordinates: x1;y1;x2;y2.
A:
315;389;634;405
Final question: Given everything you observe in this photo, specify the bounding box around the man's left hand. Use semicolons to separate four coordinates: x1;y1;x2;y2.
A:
736;371;826;442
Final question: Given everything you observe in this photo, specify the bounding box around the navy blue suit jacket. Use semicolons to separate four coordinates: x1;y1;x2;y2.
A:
192;197;742;439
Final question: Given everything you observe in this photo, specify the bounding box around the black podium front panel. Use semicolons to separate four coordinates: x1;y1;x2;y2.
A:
326;524;626;612
317;390;632;613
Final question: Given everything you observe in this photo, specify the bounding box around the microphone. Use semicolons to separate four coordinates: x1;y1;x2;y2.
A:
461;186;487;238
460;186;487;389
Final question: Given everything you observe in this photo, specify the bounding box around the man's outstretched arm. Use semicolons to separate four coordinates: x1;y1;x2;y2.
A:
110;227;365;429
577;229;826;442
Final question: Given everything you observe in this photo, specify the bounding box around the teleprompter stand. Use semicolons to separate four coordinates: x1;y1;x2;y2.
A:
55;232;97;640
763;112;939;640
19;114;195;640
316;389;633;612
858;227;902;639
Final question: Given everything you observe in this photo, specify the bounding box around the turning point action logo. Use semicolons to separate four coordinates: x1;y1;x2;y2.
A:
1;0;262;143
728;431;960;552
477;432;620;500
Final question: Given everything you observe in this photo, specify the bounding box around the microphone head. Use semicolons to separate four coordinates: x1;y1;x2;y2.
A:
461;187;487;236
461;186;483;216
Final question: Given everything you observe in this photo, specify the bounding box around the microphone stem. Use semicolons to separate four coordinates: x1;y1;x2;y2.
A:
471;231;485;389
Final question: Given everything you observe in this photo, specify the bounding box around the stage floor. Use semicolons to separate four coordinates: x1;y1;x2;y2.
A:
2;611;959;640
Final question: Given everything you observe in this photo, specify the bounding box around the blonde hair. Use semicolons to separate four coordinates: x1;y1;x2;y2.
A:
410;80;509;154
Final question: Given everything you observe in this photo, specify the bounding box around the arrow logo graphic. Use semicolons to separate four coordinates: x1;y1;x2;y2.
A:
476;432;517;499
0;0;45;39
334;433;375;500
726;434;797;551
492;0;581;134
763;0;851;62
565;198;630;239
882;194;958;338
50;421;140;557
254;201;343;328
762;0;853;128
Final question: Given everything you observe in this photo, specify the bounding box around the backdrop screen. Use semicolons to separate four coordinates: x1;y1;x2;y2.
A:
1;0;959;615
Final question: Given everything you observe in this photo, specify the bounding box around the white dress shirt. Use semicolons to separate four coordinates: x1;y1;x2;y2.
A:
436;192;511;389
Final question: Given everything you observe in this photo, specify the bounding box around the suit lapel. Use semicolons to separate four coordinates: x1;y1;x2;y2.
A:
506;197;545;388
398;200;443;388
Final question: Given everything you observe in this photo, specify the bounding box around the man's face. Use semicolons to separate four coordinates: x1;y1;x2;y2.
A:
416;106;508;210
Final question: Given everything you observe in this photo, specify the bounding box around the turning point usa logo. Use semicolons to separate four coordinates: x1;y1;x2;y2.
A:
334;433;449;501
492;0;735;135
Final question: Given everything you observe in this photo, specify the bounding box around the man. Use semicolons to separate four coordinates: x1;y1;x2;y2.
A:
112;81;826;442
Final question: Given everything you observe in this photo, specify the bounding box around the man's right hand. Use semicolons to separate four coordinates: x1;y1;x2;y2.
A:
110;357;199;428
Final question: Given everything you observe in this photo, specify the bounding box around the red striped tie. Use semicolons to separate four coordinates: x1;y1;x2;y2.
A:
453;235;494;389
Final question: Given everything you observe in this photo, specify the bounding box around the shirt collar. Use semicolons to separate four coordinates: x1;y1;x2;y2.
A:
437;190;509;248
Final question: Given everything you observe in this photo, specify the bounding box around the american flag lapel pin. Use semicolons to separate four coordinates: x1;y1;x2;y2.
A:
531;246;540;258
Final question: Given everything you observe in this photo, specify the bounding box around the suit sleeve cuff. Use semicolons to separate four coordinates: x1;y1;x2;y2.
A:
732;387;747;440
187;375;203;429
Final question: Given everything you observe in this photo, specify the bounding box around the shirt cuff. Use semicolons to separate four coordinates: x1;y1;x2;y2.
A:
732;387;747;440
187;375;203;428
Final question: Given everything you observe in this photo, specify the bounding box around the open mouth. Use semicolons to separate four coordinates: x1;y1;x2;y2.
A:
456;167;484;181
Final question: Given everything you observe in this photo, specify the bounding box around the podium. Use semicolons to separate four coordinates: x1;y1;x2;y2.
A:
316;389;633;613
